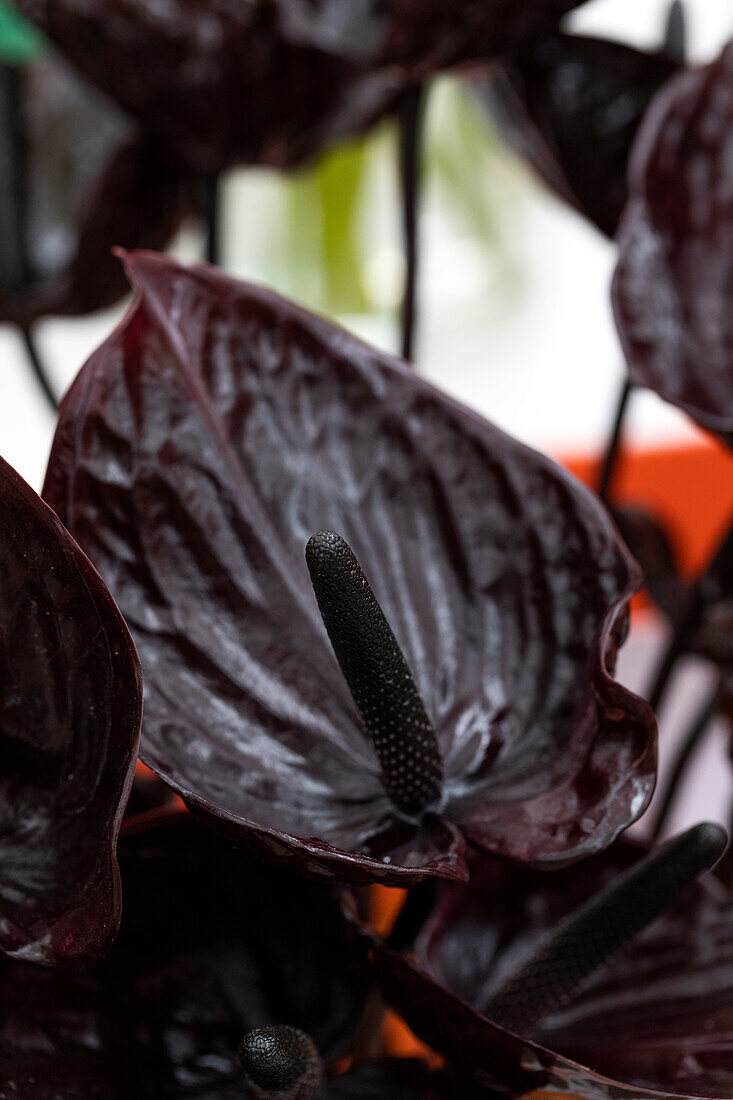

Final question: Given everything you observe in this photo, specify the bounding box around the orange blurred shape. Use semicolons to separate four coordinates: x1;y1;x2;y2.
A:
383;1011;443;1066
566;440;733;577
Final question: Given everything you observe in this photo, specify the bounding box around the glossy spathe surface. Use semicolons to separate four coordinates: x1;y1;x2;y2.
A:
480;32;678;237
374;841;733;1099
0;811;372;1097
0;456;141;965
614;41;733;446
44;251;655;884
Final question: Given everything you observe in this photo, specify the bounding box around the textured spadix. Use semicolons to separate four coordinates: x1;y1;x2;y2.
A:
373;833;733;1098
484;822;727;1034
306;531;443;817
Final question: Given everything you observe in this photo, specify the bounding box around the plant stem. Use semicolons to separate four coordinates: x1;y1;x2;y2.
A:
202;172;222;267
399;83;426;363
651;685;718;840
20;325;57;410
597;377;632;503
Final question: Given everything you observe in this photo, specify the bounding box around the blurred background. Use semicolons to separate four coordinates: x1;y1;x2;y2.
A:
1;0;732;487
2;0;733;836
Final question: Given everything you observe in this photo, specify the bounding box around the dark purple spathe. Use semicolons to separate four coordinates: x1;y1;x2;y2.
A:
43;251;656;884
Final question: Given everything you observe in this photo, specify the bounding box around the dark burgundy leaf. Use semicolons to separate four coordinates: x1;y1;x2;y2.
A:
478;33;678;236
16;0;590;173
0;811;372;1097
43;251;655;884
0;456;141;966
274;0;590;69
0;58;195;327
612;504;685;618
613;41;733;446
613;505;733;671
373;842;733;1099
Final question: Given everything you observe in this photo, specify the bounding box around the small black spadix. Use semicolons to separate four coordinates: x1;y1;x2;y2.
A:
306;531;443;817
484;822;727;1036
239;1026;323;1100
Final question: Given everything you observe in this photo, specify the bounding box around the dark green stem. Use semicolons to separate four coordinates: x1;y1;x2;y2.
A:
239;1027;322;1100
399;83;426;363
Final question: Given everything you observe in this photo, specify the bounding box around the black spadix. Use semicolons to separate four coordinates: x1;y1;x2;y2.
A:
484;822;727;1035
306;530;443;817
239;1026;323;1100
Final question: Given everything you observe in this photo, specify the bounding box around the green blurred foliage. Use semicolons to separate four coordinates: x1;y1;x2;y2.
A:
273;76;525;318
0;1;43;63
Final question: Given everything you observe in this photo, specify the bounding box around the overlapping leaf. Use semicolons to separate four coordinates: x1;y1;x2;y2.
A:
0;57;195;326
374;843;733;1099
479;33;677;236
0;811;372;1096
614;41;733;445
44;251;655;883
17;0;590;173
0;456;141;965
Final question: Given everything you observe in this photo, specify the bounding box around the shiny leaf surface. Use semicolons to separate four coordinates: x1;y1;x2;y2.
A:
614;42;733;445
375;842;733;1098
44;251;655;883
0;456;141;965
17;0;589;173
479;33;677;236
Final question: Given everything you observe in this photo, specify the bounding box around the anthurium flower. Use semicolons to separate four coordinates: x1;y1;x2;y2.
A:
0;454;141;966
477;31;678;237
17;0;590;174
370;824;732;1099
0;54;195;328
614;39;733;447
44;251;656;885
0;810;373;1096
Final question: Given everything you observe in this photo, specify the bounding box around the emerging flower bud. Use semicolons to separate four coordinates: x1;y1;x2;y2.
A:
239;1026;323;1100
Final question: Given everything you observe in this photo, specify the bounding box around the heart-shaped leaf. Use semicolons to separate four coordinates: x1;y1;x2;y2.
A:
0;456;141;965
